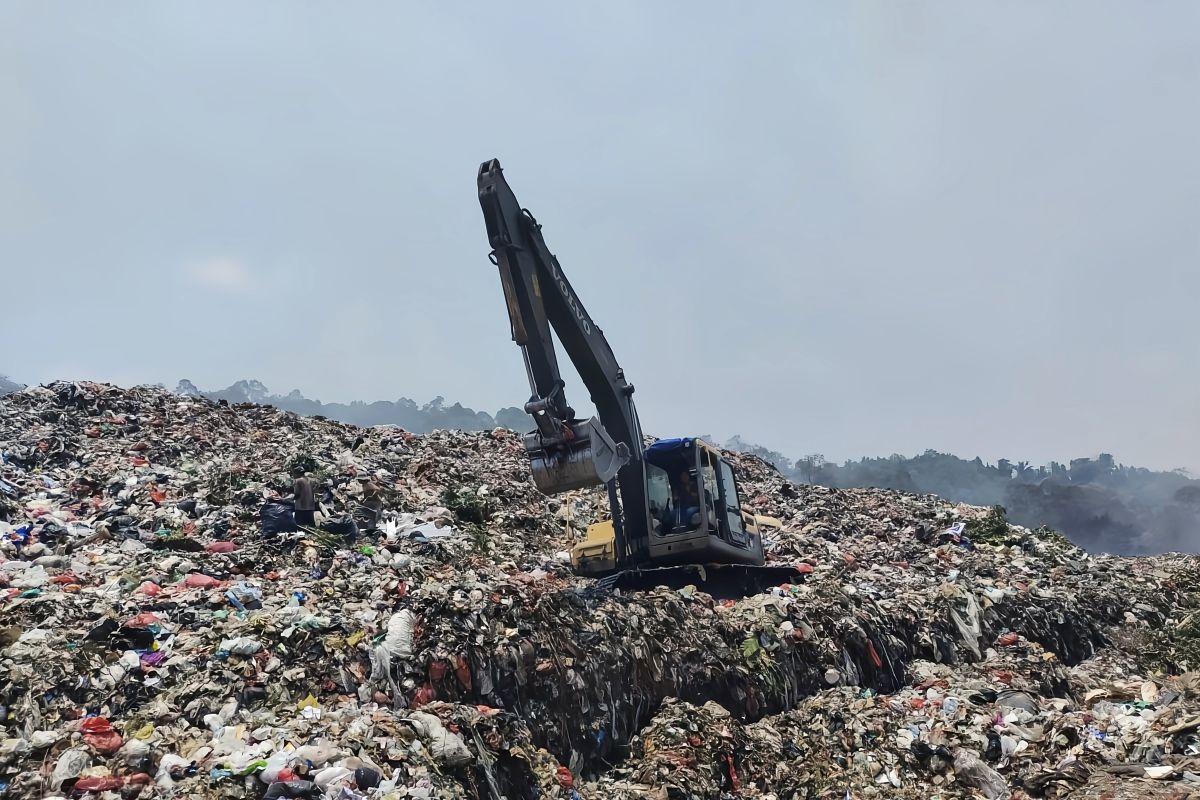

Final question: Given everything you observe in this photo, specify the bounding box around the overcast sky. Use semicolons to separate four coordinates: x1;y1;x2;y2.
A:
2;3;1198;471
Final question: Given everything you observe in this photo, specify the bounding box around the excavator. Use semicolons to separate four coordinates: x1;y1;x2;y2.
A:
478;159;800;594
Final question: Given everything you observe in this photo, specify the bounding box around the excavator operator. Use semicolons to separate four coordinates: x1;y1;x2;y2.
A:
671;469;701;532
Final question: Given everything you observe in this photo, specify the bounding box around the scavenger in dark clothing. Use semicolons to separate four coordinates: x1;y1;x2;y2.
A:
358;475;383;531
293;474;317;528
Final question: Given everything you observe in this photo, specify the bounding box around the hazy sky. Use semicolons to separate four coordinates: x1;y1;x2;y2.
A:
2;3;1199;471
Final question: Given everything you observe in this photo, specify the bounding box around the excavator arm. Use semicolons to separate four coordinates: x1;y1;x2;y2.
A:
478;158;649;564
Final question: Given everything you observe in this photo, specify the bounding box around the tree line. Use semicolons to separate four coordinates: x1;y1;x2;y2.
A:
725;437;1200;555
174;379;528;434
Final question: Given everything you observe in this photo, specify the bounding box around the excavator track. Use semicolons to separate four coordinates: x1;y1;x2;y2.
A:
595;562;804;600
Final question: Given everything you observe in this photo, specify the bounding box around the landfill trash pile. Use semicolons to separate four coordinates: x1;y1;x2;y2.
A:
3;382;1200;800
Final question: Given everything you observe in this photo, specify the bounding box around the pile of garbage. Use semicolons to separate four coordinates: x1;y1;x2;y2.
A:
3;381;1200;799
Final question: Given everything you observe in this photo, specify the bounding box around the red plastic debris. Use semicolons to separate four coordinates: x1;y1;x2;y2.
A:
410;682;436;708
867;640;883;670
997;633;1020;647
136;581;162;596
125;612;161;629
182;573;222;589
80;717;123;755
454;655;473;690
73;776;125;792
723;753;741;791
204;541;237;553
555;767;575;789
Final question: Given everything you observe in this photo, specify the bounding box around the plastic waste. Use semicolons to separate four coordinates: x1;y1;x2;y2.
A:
996;689;1039;714
313;765;353;788
80;716;123;755
261;750;293;783
264;779;324;799
156;753;191;788
382;609;416;659
410;710;473;765
218;637;263;655
324;517;358;540
261;501;297;535
182;572;222;589
28;729;61;749
290;740;340;768
354;767;381;789
118;738;151;763
51;748;91;790
954;748;1010;799
3;382;1200;800
73;776;127;793
949;592;984;660
11;564;48;588
0;738;31;760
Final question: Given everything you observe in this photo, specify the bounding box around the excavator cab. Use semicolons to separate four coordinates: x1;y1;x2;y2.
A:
569;438;767;576
642;438;765;567
570;437;790;596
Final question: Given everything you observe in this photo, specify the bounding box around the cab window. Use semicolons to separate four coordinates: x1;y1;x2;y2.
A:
646;463;672;533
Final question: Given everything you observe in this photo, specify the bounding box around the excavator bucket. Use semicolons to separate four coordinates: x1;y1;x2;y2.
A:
524;417;630;495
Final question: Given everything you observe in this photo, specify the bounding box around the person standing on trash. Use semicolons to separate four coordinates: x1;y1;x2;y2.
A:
293;471;317;528
359;473;384;532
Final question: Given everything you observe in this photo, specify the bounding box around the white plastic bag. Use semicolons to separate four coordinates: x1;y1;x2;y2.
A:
410;711;472;765
382;609;415;659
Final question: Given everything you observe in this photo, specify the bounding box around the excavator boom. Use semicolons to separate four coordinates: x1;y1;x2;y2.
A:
478;159;649;564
